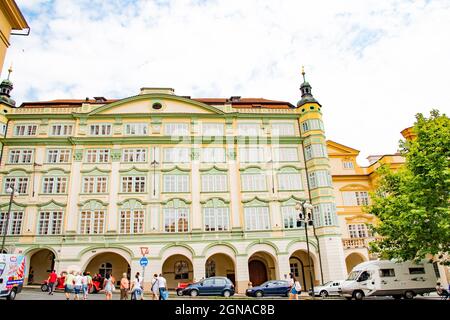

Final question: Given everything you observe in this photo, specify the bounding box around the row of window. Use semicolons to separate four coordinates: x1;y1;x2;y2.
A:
7;146;305;164
0;204;336;235
3;172;305;194
12;122;300;137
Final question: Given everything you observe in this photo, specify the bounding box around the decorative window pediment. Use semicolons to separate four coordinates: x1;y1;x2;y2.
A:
199;166;228;173
118;199;145;210
79;200;108;210
80;167;111;175
37;200;66;210
242;197;270;206
201;197;230;207
0;201;26;211
119;166;149;174
162;198;191;207
277;166;301;173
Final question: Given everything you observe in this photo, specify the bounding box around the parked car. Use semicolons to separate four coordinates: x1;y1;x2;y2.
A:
40;273;66;292
182;277;235;297
246;280;291;297
308;280;343;297
176;282;192;296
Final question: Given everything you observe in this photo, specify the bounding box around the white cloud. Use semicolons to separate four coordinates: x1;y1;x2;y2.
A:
6;0;450;165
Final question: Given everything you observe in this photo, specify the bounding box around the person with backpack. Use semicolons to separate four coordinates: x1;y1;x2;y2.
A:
288;273;302;300
150;273;159;300
130;272;143;300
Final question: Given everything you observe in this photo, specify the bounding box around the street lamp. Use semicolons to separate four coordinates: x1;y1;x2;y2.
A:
1;187;15;253
295;201;315;297
151;147;159;197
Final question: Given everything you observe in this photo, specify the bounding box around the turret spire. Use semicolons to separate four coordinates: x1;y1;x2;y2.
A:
297;66;319;108
7;64;12;80
0;64;16;106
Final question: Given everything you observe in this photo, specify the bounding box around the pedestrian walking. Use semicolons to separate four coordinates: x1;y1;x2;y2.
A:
103;273;114;300
81;272;89;300
150;274;159;300
120;273;129;300
47;270;58;295
131;272;143;300
73;271;83;300
86;272;93;295
64;270;75;300
157;273;168;300
288;273;302;300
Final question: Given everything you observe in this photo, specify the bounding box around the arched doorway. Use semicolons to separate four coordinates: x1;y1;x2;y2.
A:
289;250;316;290
248;252;276;286
29;249;55;284
85;252;130;287
162;254;193;289
205;253;235;284
345;253;366;274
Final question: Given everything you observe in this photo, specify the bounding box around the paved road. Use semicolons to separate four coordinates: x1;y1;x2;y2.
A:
11;287;443;301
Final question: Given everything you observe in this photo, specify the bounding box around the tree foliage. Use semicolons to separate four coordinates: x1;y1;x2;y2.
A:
368;109;450;264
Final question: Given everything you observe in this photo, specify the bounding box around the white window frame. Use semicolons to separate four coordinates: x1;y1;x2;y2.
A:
348;223;369;238
163;123;189;136
121;176;146;193
124;123;148;136
201;174;228;192
282;206;300;229
308;170;332;189
271;123;296;136
163;147;190;163
42;176;68;194
238;146;265;163
244;206;270;231
79;210;105;234
89;123;112;136
50;124;73;136
241;173;267;192
162;174;189;193
343;160;354;169
201;148;226;163
8;149;33;164
46;149;71;163
203;207;229;231
38;211;63;235
277;173;302;191
4;177;29;195
82;176;108;193
237;123;260;136
119;209;145;234
163;208;189;232
122;148;147;163
85;149;110;163
0;211;23;235
202;123;224;136
272;147;299;162
13;124;37;136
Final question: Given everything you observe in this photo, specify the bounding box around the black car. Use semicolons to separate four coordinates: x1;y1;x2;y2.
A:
246;280;291;297
182;276;235;297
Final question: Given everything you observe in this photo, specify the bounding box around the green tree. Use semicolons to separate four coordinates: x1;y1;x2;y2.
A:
368;110;450;265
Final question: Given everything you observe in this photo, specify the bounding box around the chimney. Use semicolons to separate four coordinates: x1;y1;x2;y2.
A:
93;97;107;103
227;96;241;102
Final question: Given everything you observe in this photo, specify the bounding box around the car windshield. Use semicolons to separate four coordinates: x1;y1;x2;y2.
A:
260;281;272;287
320;281;332;287
347;271;360;281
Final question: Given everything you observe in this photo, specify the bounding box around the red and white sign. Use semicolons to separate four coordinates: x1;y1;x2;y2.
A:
140;247;149;256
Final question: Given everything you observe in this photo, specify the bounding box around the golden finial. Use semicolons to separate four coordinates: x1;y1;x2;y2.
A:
301;65;306;82
7;64;13;80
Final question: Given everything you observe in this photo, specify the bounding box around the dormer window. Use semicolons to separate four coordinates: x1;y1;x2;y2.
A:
343;160;354;169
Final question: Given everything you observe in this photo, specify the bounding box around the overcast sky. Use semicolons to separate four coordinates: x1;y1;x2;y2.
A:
6;0;450;165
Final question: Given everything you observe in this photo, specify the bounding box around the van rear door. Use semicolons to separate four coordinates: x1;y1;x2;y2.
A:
0;261;7;294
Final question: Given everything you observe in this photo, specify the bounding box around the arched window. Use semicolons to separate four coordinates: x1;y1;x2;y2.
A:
174;261;189;280
99;262;112;278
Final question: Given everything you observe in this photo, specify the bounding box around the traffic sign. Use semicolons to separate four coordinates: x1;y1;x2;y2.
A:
139;257;149;267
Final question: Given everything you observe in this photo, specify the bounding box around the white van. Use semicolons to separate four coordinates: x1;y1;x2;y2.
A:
0;254;26;300
339;260;437;300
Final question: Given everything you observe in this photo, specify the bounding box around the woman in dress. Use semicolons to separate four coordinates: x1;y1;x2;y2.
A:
103;273;114;300
288;272;302;300
150;273;159;300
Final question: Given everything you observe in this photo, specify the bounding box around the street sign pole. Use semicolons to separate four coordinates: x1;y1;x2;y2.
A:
139;247;149;296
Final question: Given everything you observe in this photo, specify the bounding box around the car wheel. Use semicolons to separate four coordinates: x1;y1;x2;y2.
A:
89;286;95;294
177;289;184;296
7;288;17;300
190;290;199;297
255;291;263;298
41;284;48;292
353;290;364;301
284;291;290;297
404;291;415;300
320;290;328;298
223;290;231;298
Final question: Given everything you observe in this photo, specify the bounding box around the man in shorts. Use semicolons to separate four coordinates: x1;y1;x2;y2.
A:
64;271;75;300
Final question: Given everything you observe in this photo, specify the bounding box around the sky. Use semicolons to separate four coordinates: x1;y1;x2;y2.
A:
6;0;450;165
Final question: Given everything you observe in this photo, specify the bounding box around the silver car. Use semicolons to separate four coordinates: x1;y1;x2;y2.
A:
309;280;344;297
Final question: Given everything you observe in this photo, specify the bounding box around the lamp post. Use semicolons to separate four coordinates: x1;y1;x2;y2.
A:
151;147;159;197
295;201;315;298
1;187;15;253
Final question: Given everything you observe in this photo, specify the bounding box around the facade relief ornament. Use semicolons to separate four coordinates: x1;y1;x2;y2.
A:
73;150;84;161
111;149;122;161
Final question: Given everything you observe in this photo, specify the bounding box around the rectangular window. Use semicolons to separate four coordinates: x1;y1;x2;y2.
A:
342;191;370;206
82;176;108;193
86;149;110;163
122;148;147;162
432;262;440;278
38;211;63;235
408;267;425;274
282;206;301;229
124;123;148;136
301;119;324;132
272;147;299;162
278;173;302;191
202;123;224;136
120;209;144;234
46;149;71;163
271;123;295;136
14;124;37;136
201;148;226;163
313;203;335;226
163;208;189;232
121;176;146;193
241;173;266;192
343;161;354;169
4;177;29;194
204;207;229;231
163;147;190;163
379;269;396;277
50;124;73;136
305;144;327;160
8;149;33;164
0;123;6;135
163;175;189;193
89;124;111;136
238;146;265;163
164;123;189;136
0;211;23;235
79;210;105;234
308;170;332;189
348;224;369;238
237;123;260;136
244;206;270;231
42;177;68;194
201;174;227;192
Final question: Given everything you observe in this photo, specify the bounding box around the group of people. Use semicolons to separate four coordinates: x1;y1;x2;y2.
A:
119;272;168;300
63;270;96;300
